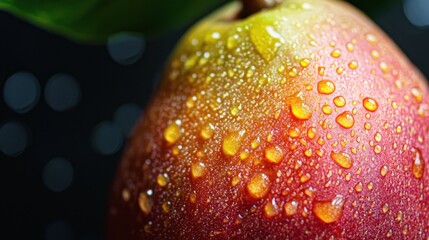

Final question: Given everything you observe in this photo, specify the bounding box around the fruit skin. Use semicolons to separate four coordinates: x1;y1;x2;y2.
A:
106;0;429;239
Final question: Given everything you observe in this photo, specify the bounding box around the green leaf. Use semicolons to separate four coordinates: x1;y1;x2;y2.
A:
0;0;225;43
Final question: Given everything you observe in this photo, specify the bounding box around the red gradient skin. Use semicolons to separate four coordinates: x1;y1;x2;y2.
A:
106;0;429;239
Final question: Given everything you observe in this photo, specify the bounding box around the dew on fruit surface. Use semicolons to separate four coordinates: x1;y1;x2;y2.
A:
379;62;389;73
374;132;382;142
318;66;325;76
380;165;389;177
226;34;239;50
322;104;333;115
122;189;130;202
412;148;425;179
374;145;382;154
317;80;336;95
367;182;373;190
386;230;393;238
231;175;241;187
348;61;359;69
411;87;423;102
190;192;197;203
336;67;344;75
247;173;270;199
364;122;372;130
265;146;284;164
289;128;301;138
366;33;378;44
251;137;260;149
300;58;311;68
240;151;249;160
333;96;346;107
162;201;171;213
164;121;182;144
382;203;389;213
346;42;354;52
201;123;215;140
307;127;317;139
331;49;342;58
371;50;380;59
284;200;298;216
250;24;284;61
313;195;345;223
289;99;313;120
191;162;207;179
363;97;378;112
330;151;353;169
336;111;354;128
300;173;311;183
157;173;169;187
138;192;153;215
264;199;280;217
222;130;245;156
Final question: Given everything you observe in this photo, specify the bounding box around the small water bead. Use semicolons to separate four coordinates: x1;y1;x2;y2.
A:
331;49;342;58
412;148;425;179
290;99;313;120
363;98;378;112
247;173;270;199
346;42;354;52
313;195;345;223
317;80;336;95
157;173;169;187
354;182;363;192
300;173;311;183
348;61;359;69
380;165;389;177
336;111;354;128
411;87;423;102
264;199;280;217
138;192;153;215
380;62;389;73
366;33;378;44
364;122;372;130
382;203;389;213
333;96;346;107
164;121;182;144
374;145;382;154
322;104;333;115
222;130;245;156
284;200;298;216
330;151;353;169
201;123;215;140
307;127;317;139
265;146;284;164
371;50;380;59
318;66;325;76
251;138;260;149
191;162;207;179
300;58;311;68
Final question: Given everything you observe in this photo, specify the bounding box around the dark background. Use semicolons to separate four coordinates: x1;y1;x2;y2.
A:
1;1;428;239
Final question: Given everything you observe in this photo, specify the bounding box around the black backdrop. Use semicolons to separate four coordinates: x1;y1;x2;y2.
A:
1;1;428;239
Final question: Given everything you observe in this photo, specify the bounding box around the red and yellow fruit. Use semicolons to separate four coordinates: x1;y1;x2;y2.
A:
106;0;429;238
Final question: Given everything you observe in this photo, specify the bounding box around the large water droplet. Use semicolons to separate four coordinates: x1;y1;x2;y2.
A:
336;111;354;128
264;199;280;217
164;121;182;144
330;151;353;169
250;24;284;61
313;195;345;223
363;98;379;112
247;173;270;199
138;192;153;215
317;80;336;95
222;130;245;156
265;146;284;164
412;148;425;179
191;162;207;179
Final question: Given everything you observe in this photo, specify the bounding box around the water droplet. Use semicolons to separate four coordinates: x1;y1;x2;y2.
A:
411;87;423;102
322;104;333;115
331;49;342;58
333;96;346;107
162;201;171;213
374;145;382;154
300;58;311;68
364;122;372;130
284;200;298;216
382;203;389;213
250;24;284;61
354;182;363;192
264;199;280;217
374;132;382;142
191;162;207;179
231;175;241;186
367;182;373;190
348;61;358;69
265;146;284;164
380;165;389;177
157;173;169;187
307;127;317;139
201;123;215;140
289;98;312;120
222;131;245;156
371;50;380;59
363;98;378;112
247;173;270;199
164;122;182;144
317;80;336;95
251;138;260;149
366;33;378;44
412;148;425;179
289;128;301;138
330;151;353;169
227;34;239;49
138;192;153;215
122;189;130;202
336;111;354;128
313;195;345;223
346;42;354;52
300;173;311;183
